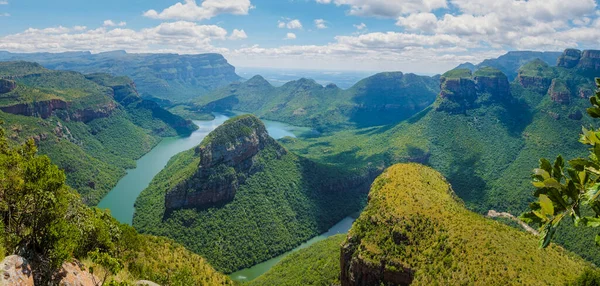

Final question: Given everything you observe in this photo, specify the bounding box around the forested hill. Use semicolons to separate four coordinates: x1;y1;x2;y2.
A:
0;51;242;102
0;61;196;205
133;114;376;273
281;49;600;265
253;164;593;285
190;72;440;131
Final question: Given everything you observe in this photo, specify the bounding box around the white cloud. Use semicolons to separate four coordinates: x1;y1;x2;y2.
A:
278;19;303;29
0;22;229;54
73;26;87;31
0;13;9;17
314;19;327;29
104;20;127;27
285;33;297;40
229;29;248;40
354;23;367;30
396;13;438;32
144;0;253;21
316;0;447;18
0;1;7;4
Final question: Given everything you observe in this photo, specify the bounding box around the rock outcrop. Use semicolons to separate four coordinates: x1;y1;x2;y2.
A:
0;99;68;119
165;115;286;210
557;49;600;74
0;79;16;94
516;59;554;93
548;79;571;104
436;68;511;114
0;255;34;286
57;260;100;286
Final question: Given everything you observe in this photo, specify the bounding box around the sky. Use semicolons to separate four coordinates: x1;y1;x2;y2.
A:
0;0;599;73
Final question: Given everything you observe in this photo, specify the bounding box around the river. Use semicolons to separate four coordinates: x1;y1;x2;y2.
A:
97;113;354;282
97;113;310;224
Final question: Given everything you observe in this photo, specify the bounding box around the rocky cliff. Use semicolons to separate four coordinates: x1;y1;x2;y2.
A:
557;49;600;74
0;99;69;119
165;115;286;210
0;79;16;93
436;67;511;114
548;79;571;104
340;164;587;285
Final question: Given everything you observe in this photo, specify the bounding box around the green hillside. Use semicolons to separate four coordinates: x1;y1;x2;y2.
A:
0;61;196;205
0;126;232;285
282;59;600;264
188;72;439;131
341;164;588;285
133;115;371;273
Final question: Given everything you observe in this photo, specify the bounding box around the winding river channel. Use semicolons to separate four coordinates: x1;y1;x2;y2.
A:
97;113;355;282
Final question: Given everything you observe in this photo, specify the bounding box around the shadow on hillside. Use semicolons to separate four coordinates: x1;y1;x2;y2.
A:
444;152;487;208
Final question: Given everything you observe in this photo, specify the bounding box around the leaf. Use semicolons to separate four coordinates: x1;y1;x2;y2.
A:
539;158;552;173
595;234;600;246
543;178;562;190
581;217;600;228
539;194;554;217
584;183;600;204
587;107;600;119
533;168;550;180
532;181;545;188
539;223;556;249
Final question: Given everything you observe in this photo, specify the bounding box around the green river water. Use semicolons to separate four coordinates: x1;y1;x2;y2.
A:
97;114;354;282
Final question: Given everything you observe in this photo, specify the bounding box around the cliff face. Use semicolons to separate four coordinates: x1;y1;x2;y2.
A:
0;79;16;93
0;99;69;119
548;79;571;104
436;68;511;113
557;49;600;74
165;115;286;210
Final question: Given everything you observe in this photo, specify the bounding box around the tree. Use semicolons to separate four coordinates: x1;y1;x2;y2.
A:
521;78;600;248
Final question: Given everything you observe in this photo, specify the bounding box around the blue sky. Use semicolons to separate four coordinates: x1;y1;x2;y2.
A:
0;0;599;73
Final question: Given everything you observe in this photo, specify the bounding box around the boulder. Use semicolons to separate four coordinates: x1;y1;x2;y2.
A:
57;260;100;286
0;255;34;286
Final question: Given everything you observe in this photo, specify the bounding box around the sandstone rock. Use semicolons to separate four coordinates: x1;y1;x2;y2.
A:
57;260;100;286
0;99;68;119
548;79;571;104
518;76;552;93
165;115;287;210
579;88;594;99
0;79;16;94
135;281;160;286
557;49;582;68
0;255;34;286
578;50;600;74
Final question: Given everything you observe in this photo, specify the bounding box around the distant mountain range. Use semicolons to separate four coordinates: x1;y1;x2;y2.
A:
0;51;242;102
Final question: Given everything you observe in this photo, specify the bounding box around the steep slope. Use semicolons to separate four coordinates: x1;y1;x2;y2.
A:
0;130;232;285
0;51;242;102
340;164;587;285
133;115;376;273
0;61;196;204
191;72;439;131
457;50;563;80
282;51;600;264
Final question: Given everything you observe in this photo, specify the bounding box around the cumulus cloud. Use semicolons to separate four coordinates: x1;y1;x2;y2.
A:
229;29;248;40
144;0;253;21
0;13;9;17
285;33;297;40
316;0;447;18
278;19;303;29
354;23;367;30
0;1;7;4
103;20;126;27
314;19;327;29
0;22;229;54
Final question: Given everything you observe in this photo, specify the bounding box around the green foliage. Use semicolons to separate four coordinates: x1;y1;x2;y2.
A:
134;126;366;273
344;163;588;285
249;234;345;286
442;68;472;78
522;78;600;248
0;125;232;284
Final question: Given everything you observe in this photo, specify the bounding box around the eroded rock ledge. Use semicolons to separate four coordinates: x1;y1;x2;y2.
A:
165;115;286;210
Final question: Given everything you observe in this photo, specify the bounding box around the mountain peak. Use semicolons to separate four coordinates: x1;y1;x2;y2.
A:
165;115;286;210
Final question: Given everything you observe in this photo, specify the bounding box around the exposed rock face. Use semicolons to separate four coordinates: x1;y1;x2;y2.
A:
70;101;117;123
557;49;582;68
57;260;100;286
548;79;571;104
436;68;511;113
340;239;414;286
0;79;16;94
518;75;552;92
569;110;583;120
0;255;34;286
557;49;600;73
165;115;286;210
0;99;68;119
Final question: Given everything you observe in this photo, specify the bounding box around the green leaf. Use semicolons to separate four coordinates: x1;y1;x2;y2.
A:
533;168;550;180
532;181;545;188
539;194;554;217
595;234;600;246
539;158;552;173
539;223;556;249
543;178;562;190
581;217;600;228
